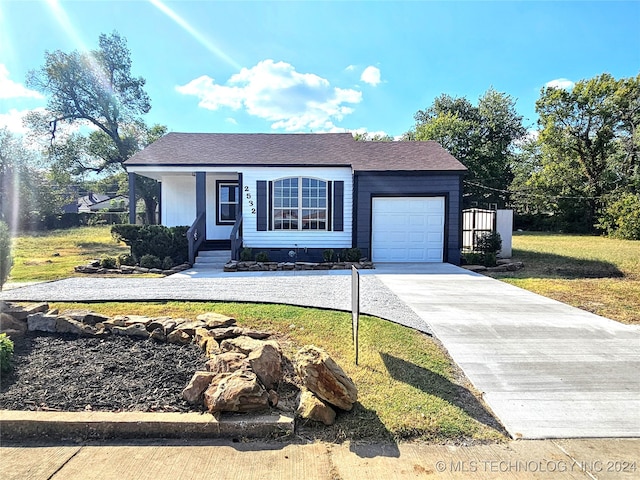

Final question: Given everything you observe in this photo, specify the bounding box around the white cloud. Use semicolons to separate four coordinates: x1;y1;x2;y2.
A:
345;65;356;71
360;66;381;86
225;117;238;125
0;108;35;134
176;59;362;132
545;78;575;90
0;64;43;99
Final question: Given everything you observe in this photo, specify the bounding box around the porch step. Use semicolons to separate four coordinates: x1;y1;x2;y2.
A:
194;250;230;269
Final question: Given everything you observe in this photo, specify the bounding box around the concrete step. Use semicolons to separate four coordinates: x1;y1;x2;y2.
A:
195;250;230;267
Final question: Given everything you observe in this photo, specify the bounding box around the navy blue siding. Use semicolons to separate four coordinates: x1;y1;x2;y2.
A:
354;172;464;265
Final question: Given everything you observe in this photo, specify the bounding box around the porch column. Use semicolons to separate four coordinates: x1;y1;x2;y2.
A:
128;172;136;224
196;171;206;222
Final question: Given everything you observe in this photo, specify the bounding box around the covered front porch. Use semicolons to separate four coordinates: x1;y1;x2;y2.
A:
128;170;243;264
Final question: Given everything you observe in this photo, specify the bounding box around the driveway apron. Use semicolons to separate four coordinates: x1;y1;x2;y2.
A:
372;263;640;439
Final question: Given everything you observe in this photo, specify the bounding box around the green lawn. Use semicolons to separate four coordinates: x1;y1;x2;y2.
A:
489;233;640;325
7;226;129;282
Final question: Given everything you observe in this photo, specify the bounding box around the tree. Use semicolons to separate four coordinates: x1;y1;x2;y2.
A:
532;73;640;232
408;89;526;208
0;220;12;290
0;128;69;230
25;32;162;223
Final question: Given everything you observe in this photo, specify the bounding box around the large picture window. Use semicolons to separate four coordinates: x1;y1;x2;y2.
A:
273;177;327;230
217;181;239;225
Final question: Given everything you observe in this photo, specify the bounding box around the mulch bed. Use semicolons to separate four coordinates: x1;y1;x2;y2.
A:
0;332;208;413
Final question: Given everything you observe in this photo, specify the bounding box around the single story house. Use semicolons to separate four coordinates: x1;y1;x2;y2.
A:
62;194;129;214
124;133;467;264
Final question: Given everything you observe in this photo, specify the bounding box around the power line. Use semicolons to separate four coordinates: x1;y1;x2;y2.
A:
463;180;604;201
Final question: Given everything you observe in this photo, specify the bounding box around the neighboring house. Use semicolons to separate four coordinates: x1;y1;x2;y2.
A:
124;133;467;264
88;194;129;213
62;194;129;214
62;193;110;214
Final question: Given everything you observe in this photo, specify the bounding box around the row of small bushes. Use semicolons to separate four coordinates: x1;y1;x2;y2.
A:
111;225;189;266
239;247;363;263
99;253;178;271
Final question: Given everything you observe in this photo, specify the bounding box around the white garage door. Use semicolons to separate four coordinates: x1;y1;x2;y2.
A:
372;197;445;262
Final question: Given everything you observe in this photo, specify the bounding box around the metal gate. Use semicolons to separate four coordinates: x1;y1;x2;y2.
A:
462;208;496;251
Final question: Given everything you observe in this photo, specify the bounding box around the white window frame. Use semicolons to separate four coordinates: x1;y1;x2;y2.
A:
217;181;239;225
272;177;328;231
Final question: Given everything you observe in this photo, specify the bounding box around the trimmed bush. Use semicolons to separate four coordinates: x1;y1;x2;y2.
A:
100;255;117;269
111;225;188;264
140;254;162;269
255;251;269;262
322;249;335;262
0;333;14;373
117;253;135;267
341;247;362;262
162;256;175;270
240;248;253;261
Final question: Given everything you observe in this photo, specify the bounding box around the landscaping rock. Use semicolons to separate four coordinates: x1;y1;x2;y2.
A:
248;343;282;390
220;336;278;356
206;352;250;374
60;310;110;326
27;312;58;333
123;315;154;327
294;345;357;411
182;371;217;404
203;370;269;413
209;326;245;341
5;303;49;321
296;388;336;425
194;327;215;349
175;320;206;336
55;316;97;336
268;389;279;407
167;329;192;345
196;312;236;328
0;312;26;333
462;265;487;272
149;328;166;342
111;323;150;339
147;317;177;334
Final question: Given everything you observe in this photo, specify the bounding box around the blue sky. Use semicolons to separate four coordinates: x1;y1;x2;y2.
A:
1;0;639;139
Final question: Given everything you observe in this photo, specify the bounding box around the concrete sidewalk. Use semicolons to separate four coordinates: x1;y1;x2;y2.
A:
374;264;640;439
2;438;638;480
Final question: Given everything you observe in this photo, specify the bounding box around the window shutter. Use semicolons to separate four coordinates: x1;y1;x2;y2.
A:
256;181;267;231
333;180;344;232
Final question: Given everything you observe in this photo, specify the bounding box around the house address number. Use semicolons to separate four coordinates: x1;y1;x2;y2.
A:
245;186;256;214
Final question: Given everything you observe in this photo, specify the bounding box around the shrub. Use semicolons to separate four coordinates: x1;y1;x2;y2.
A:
322;249;335;262
0;221;12;291
240;248;253;261
100;255;117;269
597;193;640;240
111;225;189;264
475;231;502;255
162;256;175;270
255;251;269;262
116;253;135;267
341;247;362;262
139;254;162;269
0;333;14;373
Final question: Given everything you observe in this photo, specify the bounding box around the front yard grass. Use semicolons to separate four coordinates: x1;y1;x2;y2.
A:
8;226;129;283
49;301;507;444
489;233;640;325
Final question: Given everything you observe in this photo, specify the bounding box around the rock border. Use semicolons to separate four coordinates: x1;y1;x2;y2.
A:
224;260;374;272
74;260;192;276
1;302;358;427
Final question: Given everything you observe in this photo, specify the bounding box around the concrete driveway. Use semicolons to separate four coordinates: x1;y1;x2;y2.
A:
373;263;640;439
3;263;639;439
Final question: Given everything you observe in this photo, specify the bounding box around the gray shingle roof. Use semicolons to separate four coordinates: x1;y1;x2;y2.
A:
125;132;467;172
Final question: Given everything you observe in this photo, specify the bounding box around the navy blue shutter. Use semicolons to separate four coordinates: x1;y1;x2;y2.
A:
256;181;267;231
332;180;344;231
327;181;333;231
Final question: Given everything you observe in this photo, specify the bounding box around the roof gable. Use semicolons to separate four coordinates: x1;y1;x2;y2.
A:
125;132;466;172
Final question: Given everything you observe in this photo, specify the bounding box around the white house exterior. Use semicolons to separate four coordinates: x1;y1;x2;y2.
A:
125;133;467;264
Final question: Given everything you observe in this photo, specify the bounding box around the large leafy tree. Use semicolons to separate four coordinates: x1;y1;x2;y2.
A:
0;128;70;230
25;32;162;223
527;73;640;232
408;88;526;208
